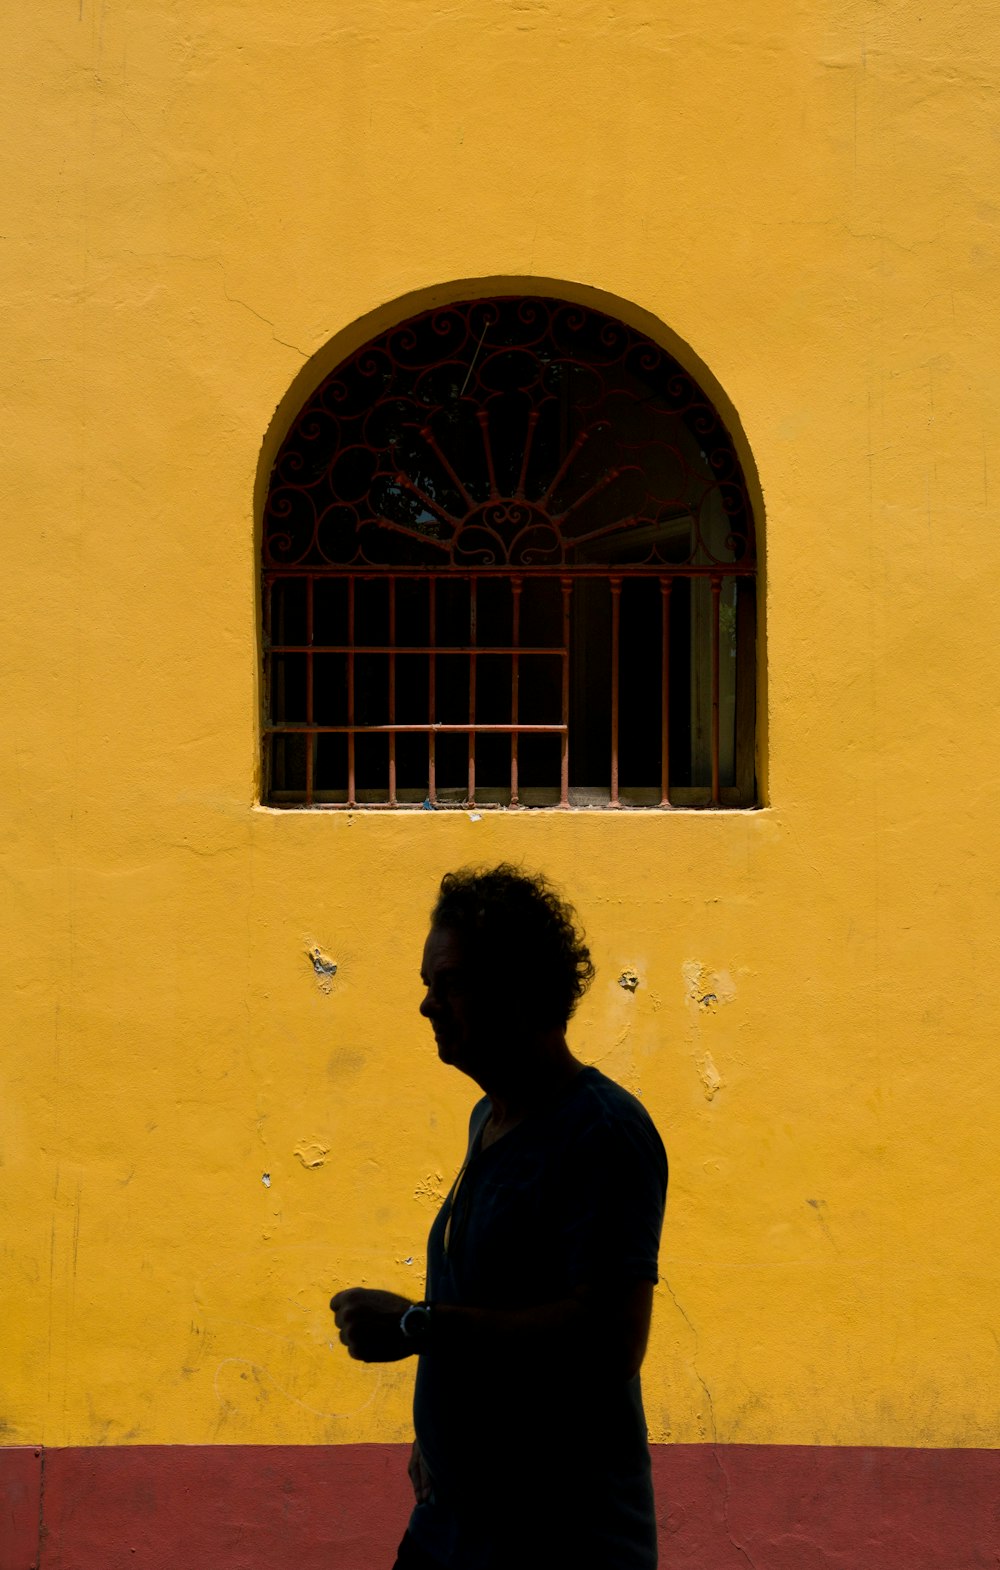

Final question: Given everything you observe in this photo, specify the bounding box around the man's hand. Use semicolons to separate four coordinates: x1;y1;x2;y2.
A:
329;1288;416;1362
408;1439;432;1504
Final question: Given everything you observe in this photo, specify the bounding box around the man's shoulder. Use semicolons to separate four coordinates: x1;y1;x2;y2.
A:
559;1070;668;1245
571;1066;656;1125
565;1068;667;1164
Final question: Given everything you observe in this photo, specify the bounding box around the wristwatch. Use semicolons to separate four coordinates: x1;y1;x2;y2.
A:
399;1302;433;1347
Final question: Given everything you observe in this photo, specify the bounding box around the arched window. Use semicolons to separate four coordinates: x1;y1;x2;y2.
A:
262;296;757;809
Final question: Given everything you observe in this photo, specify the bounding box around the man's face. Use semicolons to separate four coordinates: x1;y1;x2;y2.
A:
419;924;484;1075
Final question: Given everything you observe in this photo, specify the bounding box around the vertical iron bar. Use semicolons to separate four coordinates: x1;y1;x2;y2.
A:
388;576;397;807
610;577;622;807
477;411;497;498
560;578;572;807
711;575;721;806
428;578;437;805
347;577;356;807
510;576;522;806
305;576;315;806
516;412;539;498
660;577;672;808
468;578;477;804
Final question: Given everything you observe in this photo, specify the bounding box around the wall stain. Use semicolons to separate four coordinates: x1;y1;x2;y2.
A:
806;1198;839;1252
212;1355;382;1421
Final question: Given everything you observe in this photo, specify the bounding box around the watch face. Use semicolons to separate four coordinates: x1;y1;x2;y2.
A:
402;1304;430;1339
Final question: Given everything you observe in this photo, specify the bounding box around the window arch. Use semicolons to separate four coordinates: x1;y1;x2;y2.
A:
262;295;757;809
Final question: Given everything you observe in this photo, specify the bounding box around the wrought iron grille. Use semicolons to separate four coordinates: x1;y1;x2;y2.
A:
263;296;757;808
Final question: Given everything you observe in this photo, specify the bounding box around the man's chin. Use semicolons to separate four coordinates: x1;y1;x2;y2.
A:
435;1037;473;1073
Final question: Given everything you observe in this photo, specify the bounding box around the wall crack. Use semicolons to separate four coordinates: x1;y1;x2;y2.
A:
661;1274;758;1570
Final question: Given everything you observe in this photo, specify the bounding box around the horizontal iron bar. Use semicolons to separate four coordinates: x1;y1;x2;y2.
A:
267;723;568;735
264;565;755;580
266;645;567;657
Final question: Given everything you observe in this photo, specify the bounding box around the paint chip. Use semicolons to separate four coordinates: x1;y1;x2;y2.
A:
468;811;481;822
682;961;735;1012
308;946;338;994
618;968;640;993
698;1052;722;1101
414;1171;446;1207
262;1173;271;1188
293;1140;330;1169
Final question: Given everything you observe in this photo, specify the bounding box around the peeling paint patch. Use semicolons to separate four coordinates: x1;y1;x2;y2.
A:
413;1172;446;1208
261;1173;271;1188
682;961;735;1012
308;946;337;977
618;968;640;992
308;946;338;986
698;1051;722;1101
307;946;337;994
293;1140;330;1170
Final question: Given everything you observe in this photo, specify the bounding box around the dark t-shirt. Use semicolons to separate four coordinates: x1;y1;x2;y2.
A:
408;1066;668;1570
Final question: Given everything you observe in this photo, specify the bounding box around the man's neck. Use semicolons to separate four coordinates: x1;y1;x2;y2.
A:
478;1033;583;1134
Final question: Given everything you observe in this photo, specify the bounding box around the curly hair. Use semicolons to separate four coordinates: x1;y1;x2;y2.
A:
431;864;595;1029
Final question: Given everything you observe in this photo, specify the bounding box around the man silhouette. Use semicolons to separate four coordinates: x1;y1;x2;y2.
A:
331;865;668;1569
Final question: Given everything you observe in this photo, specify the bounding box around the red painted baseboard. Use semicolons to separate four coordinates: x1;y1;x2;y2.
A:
0;1448;41;1570
2;1443;997;1570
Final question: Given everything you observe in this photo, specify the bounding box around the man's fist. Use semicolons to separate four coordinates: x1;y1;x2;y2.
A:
329;1287;416;1362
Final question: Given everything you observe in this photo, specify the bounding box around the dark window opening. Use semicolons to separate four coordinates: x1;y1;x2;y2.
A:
263;296;757;808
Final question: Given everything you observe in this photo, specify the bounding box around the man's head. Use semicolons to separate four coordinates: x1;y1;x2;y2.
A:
419;864;595;1078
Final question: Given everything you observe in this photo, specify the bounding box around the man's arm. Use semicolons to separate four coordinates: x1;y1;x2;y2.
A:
432;1278;653;1378
330;1279;654;1378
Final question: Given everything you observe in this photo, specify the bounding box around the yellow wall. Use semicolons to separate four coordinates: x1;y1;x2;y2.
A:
3;0;1000;1452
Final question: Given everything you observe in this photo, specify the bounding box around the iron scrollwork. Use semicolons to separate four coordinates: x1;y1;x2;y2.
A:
264;297;755;574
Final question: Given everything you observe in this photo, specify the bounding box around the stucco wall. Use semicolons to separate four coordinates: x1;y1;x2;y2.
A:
3;0;999;1560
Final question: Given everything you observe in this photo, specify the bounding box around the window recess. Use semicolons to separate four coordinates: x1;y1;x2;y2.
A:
263;297;757;809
